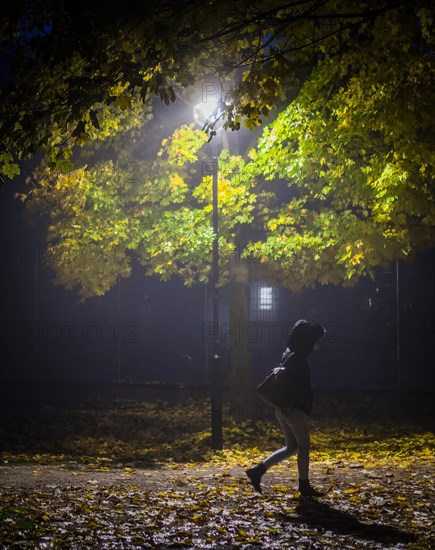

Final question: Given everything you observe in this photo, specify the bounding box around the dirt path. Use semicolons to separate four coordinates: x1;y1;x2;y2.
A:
0;463;243;492
1;459;433;493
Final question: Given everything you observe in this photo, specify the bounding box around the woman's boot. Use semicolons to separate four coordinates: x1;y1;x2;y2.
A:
298;478;324;497
246;463;266;493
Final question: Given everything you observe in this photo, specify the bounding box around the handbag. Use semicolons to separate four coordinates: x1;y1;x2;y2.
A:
256;352;293;407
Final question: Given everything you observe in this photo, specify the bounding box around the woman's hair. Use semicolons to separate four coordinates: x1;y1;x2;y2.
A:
287;319;325;355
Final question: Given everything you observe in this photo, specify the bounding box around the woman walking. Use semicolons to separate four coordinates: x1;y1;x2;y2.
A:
246;319;325;497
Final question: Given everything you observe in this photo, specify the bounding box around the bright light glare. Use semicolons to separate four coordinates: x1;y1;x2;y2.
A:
194;97;220;126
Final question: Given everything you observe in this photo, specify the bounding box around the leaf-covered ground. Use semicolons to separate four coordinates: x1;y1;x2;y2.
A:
0;399;434;549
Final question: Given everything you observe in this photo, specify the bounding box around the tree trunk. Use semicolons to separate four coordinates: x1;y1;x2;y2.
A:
228;257;254;419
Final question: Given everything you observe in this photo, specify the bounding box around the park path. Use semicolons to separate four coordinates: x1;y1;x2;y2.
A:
1;459;432;493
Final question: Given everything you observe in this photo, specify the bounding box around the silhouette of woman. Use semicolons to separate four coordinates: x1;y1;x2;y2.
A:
246;319;325;496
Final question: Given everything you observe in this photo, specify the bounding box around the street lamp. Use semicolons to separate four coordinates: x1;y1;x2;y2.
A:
194;94;225;450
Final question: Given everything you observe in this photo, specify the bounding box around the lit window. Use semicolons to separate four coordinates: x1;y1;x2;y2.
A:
259;286;273;310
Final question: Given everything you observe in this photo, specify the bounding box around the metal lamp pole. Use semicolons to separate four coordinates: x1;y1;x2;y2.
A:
194;97;223;450
210;146;223;450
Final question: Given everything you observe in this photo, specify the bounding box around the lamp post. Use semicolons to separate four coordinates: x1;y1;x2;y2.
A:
194;96;225;450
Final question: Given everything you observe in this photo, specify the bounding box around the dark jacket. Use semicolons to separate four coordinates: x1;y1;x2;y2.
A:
278;320;325;414
278;351;313;414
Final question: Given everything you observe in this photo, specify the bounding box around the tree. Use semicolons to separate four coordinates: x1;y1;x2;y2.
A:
240;2;435;286
5;0;435;405
19;120;259;406
19;123;256;299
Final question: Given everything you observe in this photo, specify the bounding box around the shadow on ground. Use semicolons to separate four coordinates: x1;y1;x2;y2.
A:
279;498;417;546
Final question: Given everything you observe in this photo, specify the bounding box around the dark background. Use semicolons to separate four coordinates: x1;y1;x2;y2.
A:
1;173;434;393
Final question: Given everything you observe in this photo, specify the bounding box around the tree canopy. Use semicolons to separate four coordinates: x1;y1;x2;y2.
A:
241;4;435;287
1;0;430;177
3;0;435;298
19;123;256;299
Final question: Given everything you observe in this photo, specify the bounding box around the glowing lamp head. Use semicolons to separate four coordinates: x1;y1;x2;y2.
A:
194;97;226;126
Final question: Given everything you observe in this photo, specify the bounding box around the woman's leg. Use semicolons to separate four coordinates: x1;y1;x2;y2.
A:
246;407;297;492
247;406;323;495
280;407;323;496
280;407;310;480
262;407;298;470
